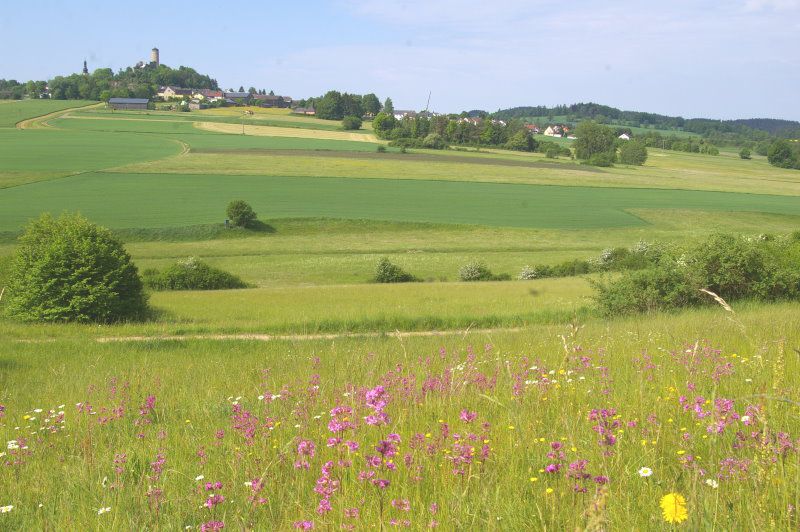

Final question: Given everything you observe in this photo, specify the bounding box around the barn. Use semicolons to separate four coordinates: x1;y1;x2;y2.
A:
108;98;149;110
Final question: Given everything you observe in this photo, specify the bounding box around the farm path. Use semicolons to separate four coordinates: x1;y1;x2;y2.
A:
94;326;523;343
16;102;103;129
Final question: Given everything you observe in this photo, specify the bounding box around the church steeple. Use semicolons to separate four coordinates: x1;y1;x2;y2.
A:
82;60;88;75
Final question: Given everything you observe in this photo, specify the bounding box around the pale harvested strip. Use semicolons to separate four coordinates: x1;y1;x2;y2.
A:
93;326;522;343
57;115;191;123
195;120;385;143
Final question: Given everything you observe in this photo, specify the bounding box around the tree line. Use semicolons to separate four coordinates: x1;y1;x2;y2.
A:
0;63;218;101
372;112;568;154
295;91;384;120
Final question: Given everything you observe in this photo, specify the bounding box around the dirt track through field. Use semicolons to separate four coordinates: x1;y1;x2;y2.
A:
16;102;103;129
94;327;524;343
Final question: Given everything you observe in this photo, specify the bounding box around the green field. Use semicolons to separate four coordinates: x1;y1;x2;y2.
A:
0;99;96;127
2;171;800;233
52;117;385;152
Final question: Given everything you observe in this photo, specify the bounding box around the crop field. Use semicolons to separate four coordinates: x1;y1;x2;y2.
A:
2;99;800;529
0;99;96;127
3;171;800;234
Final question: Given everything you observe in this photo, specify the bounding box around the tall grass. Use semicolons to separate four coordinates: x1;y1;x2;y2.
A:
1;305;799;528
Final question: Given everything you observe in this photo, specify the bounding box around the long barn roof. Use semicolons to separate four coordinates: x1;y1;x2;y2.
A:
109;98;149;104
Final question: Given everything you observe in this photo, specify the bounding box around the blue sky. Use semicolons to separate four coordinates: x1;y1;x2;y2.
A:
2;0;799;119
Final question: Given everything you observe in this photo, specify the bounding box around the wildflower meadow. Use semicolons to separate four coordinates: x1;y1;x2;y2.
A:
1;306;799;530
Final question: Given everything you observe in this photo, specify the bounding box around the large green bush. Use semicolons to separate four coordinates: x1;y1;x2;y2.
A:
592;261;701;315
5;213;148;322
143;257;248;291
618;140;648;165
342;115;363;130
226;200;258;228
373;258;418;283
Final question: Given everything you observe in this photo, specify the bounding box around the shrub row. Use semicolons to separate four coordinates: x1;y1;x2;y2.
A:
142;257;249;291
592;233;800;315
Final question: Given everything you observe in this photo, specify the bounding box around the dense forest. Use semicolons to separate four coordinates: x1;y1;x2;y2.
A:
0;63;218;101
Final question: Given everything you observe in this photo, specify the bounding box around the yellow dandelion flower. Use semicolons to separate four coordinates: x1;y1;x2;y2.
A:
660;492;688;524
545;487;554;494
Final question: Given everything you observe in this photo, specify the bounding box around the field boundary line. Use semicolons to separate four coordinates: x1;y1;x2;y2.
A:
91;327;525;343
16;102;103;129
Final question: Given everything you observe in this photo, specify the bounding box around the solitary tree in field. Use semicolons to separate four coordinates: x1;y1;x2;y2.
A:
574;120;617;165
768;140;799;169
5;213;148;322
619;140;648;165
739;148;751;160
342;115;363;130
226;200;258;228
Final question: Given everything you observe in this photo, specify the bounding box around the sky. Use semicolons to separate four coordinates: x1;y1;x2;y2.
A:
2;0;799;120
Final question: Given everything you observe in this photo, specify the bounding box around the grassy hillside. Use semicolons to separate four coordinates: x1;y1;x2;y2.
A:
0;99;96;127
3;171;800;233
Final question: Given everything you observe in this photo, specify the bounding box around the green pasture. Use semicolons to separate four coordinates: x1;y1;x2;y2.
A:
2;171;800;233
51;117;384;152
0;99;96;127
119;146;800;196
0;277;590;338
0;128;181;188
69;107;354;131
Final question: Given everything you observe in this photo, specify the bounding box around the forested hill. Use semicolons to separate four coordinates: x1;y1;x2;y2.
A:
492;103;800;139
731;118;800;137
0;64;218;101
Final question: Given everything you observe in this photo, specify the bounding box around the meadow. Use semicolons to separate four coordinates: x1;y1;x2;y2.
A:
2;304;799;529
1;100;800;529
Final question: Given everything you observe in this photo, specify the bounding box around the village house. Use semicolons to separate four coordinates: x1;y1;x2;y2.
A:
618;133;631;140
193;89;224;102
393;110;417;120
543;125;563;137
525;124;541;134
157;86;193;100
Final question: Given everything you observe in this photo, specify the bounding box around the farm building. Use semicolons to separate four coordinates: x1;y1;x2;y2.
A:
618;133;631;140
292;107;316;115
252;94;293;108
108;98;149;110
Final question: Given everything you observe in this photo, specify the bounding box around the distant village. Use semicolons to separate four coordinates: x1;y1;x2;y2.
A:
101;48;605;140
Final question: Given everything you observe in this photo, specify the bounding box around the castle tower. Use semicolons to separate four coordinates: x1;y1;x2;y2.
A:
150;47;160;66
82;60;88;75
